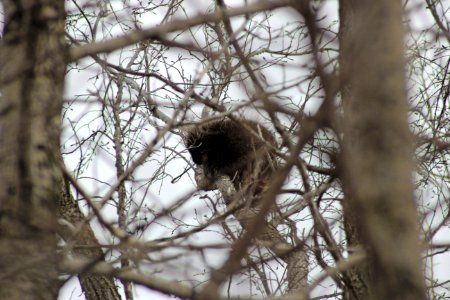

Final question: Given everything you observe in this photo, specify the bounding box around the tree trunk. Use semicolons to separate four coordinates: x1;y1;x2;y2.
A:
338;1;426;299
58;177;122;300
0;1;67;299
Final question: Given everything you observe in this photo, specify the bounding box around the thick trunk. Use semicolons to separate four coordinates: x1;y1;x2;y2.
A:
338;0;426;299
0;1;67;299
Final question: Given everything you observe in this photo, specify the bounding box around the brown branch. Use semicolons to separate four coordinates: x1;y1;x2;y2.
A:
69;0;296;62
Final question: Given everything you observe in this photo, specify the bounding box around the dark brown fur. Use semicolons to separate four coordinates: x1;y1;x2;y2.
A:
185;119;277;193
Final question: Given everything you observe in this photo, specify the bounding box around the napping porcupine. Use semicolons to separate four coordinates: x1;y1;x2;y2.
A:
185;118;277;194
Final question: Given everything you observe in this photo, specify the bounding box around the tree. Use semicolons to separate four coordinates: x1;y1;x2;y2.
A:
0;1;66;299
1;0;449;299
339;1;426;299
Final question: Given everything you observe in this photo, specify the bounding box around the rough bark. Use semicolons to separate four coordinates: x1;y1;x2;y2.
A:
58;177;122;300
338;3;372;298
0;1;66;299
338;0;427;299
